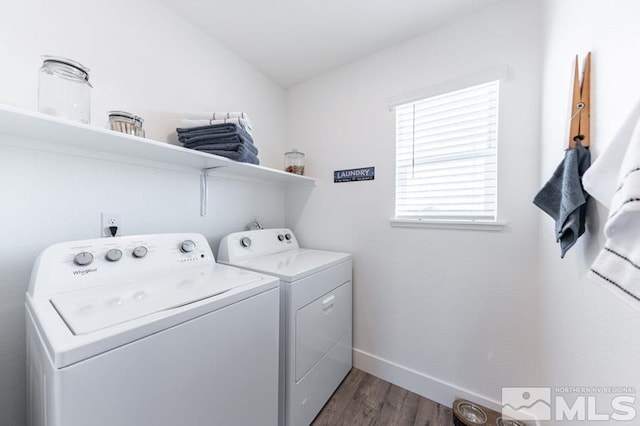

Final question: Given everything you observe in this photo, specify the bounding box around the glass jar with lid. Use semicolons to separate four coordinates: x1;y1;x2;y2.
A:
108;111;145;137
38;56;92;124
284;149;305;175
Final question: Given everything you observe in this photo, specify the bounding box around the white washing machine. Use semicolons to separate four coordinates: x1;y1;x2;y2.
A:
26;233;280;426
218;228;352;426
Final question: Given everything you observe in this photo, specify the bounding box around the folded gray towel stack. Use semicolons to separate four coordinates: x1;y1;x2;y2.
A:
176;123;259;165
533;141;591;257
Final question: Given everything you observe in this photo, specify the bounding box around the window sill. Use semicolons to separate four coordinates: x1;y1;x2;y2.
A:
390;218;507;231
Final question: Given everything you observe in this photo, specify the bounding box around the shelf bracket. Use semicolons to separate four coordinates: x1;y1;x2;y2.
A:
200;166;227;217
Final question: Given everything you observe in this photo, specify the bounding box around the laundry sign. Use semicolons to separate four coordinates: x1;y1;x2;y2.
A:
334;166;375;183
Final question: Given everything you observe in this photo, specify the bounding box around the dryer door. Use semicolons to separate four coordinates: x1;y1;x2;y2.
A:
295;280;351;381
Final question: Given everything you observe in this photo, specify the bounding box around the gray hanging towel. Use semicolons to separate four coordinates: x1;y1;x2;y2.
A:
533;141;591;257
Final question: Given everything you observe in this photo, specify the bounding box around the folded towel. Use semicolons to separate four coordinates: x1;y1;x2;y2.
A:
177;122;260;164
212;111;249;120
589;118;640;304
182;112;253;130
181;118;253;135
180;130;255;145
189;144;259;165
177;122;244;137
533;141;591;257
177;123;254;144
179;133;257;157
184;140;258;156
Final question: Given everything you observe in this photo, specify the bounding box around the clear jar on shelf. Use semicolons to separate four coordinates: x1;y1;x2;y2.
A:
108;111;145;137
284;149;305;175
38;56;92;124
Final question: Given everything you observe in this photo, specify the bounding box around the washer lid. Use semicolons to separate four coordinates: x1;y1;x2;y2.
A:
225;248;351;282
50;265;263;335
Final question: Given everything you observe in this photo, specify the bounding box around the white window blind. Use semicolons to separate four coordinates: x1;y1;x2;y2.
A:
395;80;499;221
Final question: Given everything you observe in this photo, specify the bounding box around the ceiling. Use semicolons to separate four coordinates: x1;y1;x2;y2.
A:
160;0;506;88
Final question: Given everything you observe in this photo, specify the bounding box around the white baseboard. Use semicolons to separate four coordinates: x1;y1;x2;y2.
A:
353;348;501;412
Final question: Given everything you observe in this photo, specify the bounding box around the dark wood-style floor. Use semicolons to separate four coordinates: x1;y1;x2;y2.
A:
312;369;455;426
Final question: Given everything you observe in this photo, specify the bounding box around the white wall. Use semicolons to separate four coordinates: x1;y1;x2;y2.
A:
0;1;288;425
539;1;640;424
287;0;542;409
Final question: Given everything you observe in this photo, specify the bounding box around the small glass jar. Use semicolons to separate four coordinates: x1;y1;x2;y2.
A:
38;56;92;124
108;111;145;137
284;149;305;175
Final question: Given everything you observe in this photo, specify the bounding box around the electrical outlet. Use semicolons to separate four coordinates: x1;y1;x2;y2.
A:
101;213;122;237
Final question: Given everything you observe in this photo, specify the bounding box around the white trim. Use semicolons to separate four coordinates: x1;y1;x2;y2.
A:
388;65;512;110
390;218;507;231
353;348;501;412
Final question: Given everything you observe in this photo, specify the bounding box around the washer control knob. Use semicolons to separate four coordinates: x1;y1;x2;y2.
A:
132;246;148;258
105;249;122;262
240;237;252;248
277;234;285;241
73;252;93;266
180;240;196;253
285;233;292;241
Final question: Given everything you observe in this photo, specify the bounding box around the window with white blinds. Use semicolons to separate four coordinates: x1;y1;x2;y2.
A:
395;80;499;221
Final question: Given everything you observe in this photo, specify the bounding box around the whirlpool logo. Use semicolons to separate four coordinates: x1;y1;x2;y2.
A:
72;268;97;276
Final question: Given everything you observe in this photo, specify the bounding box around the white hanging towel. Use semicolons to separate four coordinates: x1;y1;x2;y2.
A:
583;117;636;207
588;118;640;304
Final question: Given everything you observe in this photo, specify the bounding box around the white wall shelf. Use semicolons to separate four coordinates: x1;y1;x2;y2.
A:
0;104;316;188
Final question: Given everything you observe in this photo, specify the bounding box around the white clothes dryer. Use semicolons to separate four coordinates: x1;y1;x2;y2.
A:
26;233;280;426
218;228;352;426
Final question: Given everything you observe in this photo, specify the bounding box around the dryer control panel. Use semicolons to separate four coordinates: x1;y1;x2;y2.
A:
28;233;215;298
218;228;300;263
